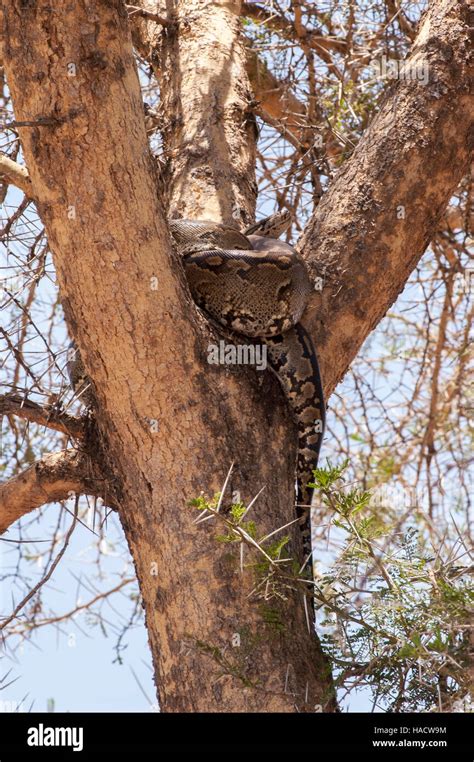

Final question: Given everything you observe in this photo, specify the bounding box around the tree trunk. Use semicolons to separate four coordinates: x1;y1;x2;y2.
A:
3;0;335;712
158;0;257;224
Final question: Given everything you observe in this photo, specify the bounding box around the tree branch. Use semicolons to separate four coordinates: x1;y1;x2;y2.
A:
300;0;473;396
129;1;319;157
4;577;135;636
0;449;115;535
244;41;309;149
0;154;33;197
242;2;348;56
156;0;257;222
385;0;417;40
1;394;85;439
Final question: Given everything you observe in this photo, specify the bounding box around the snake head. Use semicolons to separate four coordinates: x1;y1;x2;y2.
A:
244;210;292;239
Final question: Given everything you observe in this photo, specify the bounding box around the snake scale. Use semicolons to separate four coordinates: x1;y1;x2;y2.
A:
170;211;325;560
67;212;325;561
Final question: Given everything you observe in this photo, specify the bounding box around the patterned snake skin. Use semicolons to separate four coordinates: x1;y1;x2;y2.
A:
170;212;326;560
67;212;325;560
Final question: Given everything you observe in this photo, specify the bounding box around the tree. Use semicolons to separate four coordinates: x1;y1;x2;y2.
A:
0;0;472;712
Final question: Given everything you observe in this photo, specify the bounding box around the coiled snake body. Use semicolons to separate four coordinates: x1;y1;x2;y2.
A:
68;212;325;559
170;212;325;559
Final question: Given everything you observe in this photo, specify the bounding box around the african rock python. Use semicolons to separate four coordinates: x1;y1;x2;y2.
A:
68;212;325;559
170;212;325;559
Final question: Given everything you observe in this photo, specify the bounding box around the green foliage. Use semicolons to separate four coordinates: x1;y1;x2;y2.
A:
214;502;257;543
311;462;473;713
188;492;220;511
189;492;297;607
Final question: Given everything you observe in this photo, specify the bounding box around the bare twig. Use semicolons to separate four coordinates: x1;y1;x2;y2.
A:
0;154;33;197
0;450;117;534
1;393;85;439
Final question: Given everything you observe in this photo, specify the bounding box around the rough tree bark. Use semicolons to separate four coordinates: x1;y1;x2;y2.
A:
0;449;106;534
157;0;257;223
299;0;473;394
1;0;472;712
2;0;334;712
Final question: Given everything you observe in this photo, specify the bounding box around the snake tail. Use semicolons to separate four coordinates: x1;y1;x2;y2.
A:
265;324;325;560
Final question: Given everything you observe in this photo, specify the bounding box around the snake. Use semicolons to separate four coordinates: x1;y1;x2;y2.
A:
169;212;326;561
67;212;325;561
